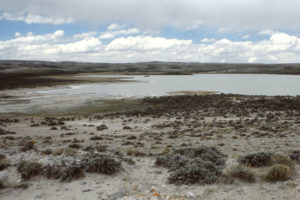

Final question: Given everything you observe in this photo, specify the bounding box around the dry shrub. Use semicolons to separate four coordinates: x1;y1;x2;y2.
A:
52;148;64;156
17;160;42;179
96;145;107;152
271;154;295;169
127;148;146;157
228;165;255;183
0;181;4;189
96;124;108;131
264;164;292;182
63;148;77;156
289;150;300;163
0;159;10;171
20;140;35;152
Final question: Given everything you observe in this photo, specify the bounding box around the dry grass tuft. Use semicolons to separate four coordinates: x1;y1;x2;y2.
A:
264;164;292;182
17;160;42;179
227;165;255;183
0;159;10;171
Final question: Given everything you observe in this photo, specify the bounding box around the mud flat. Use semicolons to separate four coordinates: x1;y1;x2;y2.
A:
0;93;300;200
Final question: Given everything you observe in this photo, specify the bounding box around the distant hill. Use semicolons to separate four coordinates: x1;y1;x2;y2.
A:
1;60;300;75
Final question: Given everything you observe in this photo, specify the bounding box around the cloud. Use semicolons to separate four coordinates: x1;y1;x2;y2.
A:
99;33;115;39
1;30;300;63
73;32;97;39
242;35;250;39
185;21;204;31
99;26;140;39
0;12;74;24
106;36;192;51
14;32;21;37
201;38;216;43
259;29;275;35
107;23;122;30
1;0;300;30
0;30;102;61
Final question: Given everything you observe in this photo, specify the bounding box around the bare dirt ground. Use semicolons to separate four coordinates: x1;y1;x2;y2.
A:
0;93;300;200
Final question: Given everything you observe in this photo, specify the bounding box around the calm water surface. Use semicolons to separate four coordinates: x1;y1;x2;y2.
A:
37;74;300;97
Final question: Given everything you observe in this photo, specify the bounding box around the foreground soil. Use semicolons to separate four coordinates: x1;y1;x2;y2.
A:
0;94;300;200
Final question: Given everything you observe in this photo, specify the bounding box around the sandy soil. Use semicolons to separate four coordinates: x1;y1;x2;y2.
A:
0;92;300;200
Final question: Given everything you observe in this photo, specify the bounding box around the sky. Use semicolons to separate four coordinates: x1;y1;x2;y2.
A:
0;0;300;63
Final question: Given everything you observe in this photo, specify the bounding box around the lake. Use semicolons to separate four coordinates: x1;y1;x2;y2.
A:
37;74;300;97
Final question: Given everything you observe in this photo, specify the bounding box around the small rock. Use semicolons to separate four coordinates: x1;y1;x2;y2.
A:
186;191;196;198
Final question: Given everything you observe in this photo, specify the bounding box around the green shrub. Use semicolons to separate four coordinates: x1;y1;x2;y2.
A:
168;160;221;185
264;164;292;182
17;160;42;179
155;146;226;185
238;152;273;167
44;164;84;182
239;152;295;169
82;156;121;175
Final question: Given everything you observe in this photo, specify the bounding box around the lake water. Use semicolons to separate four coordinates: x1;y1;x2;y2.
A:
37;74;300;97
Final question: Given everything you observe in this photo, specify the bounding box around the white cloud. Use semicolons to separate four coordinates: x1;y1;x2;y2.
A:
73;32;97;39
143;29;160;35
1;0;300;30
0;30;102;61
242;35;250;39
201;38;216;43
106;36;192;51
107;23;122;30
1;30;300;63
99;33;115;39
99;28;140;39
0;12;74;25
46;37;102;54
26;32;33;36
15;32;21;37
185;21;203;31
259;29;275;35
